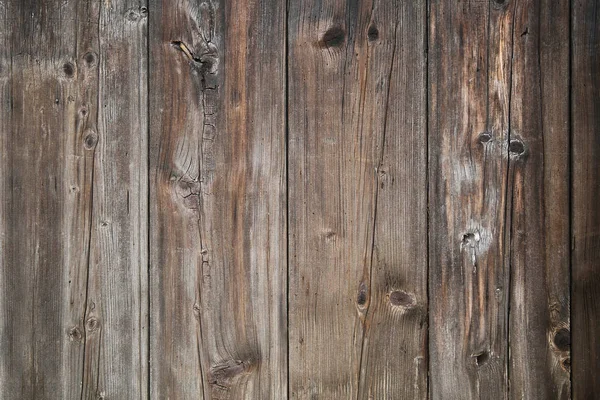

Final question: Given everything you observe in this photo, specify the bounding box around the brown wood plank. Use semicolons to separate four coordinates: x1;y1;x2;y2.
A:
148;0;287;398
287;0;427;398
0;0;148;399
507;0;571;397
572;0;600;397
428;0;512;397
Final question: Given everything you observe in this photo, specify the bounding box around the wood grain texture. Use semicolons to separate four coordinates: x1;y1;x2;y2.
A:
428;0;511;397
572;0;600;397
0;0;596;397
0;0;148;399
149;0;287;398
287;0;427;398
508;0;571;397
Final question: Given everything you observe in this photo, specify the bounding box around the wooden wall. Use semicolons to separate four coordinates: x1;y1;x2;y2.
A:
0;0;597;398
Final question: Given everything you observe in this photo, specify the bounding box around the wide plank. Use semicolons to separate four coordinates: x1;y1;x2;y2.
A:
149;0;287;398
288;0;427;398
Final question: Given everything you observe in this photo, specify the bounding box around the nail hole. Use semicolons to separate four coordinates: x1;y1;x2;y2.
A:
553;328;570;351
367;25;379;41
321;26;345;48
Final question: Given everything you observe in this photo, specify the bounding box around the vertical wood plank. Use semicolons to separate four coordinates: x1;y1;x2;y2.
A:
572;0;600;397
81;1;149;398
508;0;571;397
0;2;77;397
428;0;512;397
149;0;287;398
0;0;148;398
287;0;427;398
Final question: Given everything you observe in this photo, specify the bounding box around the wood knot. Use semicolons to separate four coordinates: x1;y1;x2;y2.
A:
208;358;257;390
86;317;100;332
83;52;97;67
461;231;480;248
389;290;416;309
356;282;368;308
367;25;379;41
473;351;490;366
321;26;345;48
68;326;83;342
125;7;146;21
83;129;98;150
553;328;570;351
478;131;492;143
62;62;75;78
509;139;526;157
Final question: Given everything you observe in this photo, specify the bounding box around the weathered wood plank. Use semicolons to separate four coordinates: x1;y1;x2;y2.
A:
572;0;600;397
149;0;287;398
0;0;148;399
287;0;427;398
428;0;512;397
507;0;571;397
0;2;78;397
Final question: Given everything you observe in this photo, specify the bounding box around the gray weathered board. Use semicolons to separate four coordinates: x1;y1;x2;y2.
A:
0;0;596;399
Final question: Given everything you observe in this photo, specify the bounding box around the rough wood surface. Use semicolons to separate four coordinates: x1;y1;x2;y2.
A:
148;0;287;398
428;0;511;397
572;0;600;397
0;0;597;398
287;0;427;398
0;0;148;399
508;0;571;397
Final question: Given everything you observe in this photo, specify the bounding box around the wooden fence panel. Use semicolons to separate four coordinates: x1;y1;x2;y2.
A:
1;0;598;398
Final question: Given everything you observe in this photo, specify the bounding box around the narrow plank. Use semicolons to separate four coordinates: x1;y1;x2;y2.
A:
428;0;512;397
0;1;76;397
0;0;148;398
572;0;600;397
507;0;571;397
288;0;427;398
80;1;149;397
149;0;287;398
